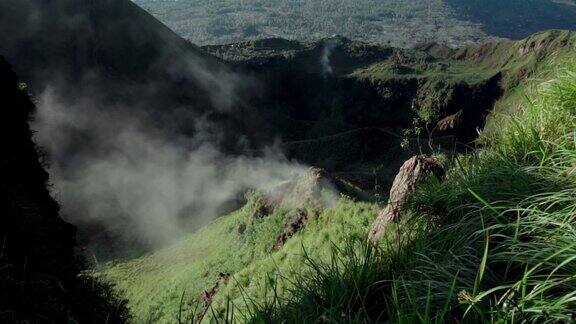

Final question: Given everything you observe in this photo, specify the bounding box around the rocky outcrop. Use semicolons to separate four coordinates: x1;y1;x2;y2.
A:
435;110;463;132
369;155;444;243
271;209;310;251
197;272;232;322
249;194;276;220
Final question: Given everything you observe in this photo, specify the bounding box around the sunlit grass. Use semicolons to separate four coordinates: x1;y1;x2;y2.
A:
102;193;378;323
103;57;576;324
242;60;576;323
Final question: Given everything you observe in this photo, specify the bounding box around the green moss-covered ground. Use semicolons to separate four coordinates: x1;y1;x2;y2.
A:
102;193;378;322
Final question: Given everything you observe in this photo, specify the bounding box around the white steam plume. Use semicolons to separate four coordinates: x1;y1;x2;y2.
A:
17;0;336;258
33;88;309;251
320;39;338;76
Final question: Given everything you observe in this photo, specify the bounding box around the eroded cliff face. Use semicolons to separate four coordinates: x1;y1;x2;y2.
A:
204;37;507;171
206;31;576;171
0;57;127;323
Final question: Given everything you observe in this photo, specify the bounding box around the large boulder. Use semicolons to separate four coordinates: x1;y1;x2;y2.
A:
369;155;444;243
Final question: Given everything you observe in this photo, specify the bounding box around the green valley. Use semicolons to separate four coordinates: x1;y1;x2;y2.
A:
134;0;576;47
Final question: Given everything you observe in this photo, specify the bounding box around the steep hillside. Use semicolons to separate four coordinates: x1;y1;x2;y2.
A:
102;31;576;322
102;173;379;322
3;1;575;322
0;0;215;84
0;0;278;260
0;57;127;323
6;2;574;265
246;54;576;324
205;30;576;168
0;0;254;137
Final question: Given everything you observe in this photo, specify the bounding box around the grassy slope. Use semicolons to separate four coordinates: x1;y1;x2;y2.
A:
247;43;576;322
102;31;576;323
102;190;378;322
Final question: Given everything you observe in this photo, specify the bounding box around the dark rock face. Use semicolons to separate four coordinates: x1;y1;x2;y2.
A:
272;209;310;251
197;272;231;322
430;72;503;145
369;155;444;243
0;57;127;323
0;0;214;84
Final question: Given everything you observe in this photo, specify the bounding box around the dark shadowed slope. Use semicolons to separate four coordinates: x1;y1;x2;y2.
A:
446;0;576;39
0;0;217;84
0;0;279;261
0;0;252;132
0;0;270;141
204;31;576;168
0;57;128;323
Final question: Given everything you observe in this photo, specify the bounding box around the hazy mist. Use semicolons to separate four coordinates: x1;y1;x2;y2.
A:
320;40;338;76
33;83;308;255
10;0;315;257
0;0;343;259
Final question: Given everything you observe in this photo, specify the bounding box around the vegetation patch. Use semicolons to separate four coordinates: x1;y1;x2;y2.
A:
101;174;378;323
240;60;576;323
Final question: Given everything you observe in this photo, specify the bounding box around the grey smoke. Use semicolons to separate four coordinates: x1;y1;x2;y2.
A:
12;0;335;257
165;51;257;112
33;86;309;251
320;39;338;76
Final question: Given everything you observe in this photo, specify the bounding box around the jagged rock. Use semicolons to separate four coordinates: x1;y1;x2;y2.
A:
197;273;231;321
237;222;247;235
250;194;275;219
260;167;338;213
263;167;373;251
281;168;334;209
435;110;463;132
281;167;372;207
369;155;444;243
199;272;231;306
271;209;310;251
